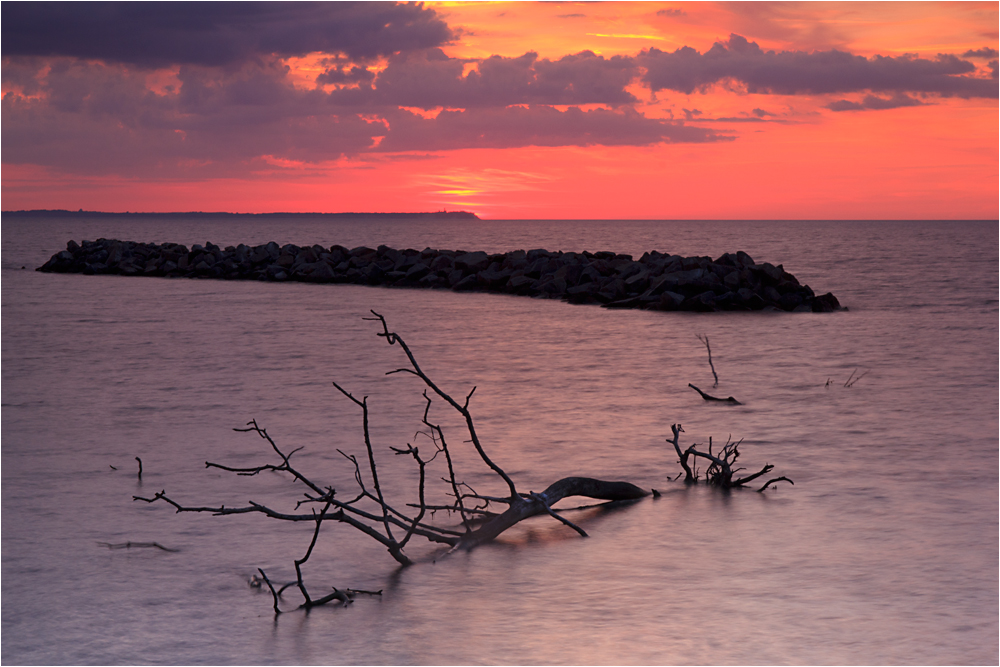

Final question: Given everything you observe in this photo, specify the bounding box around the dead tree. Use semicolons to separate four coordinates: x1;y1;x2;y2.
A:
665;423;792;491
134;311;647;612
134;312;791;613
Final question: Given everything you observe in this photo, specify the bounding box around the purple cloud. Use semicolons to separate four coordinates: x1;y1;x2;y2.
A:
640;34;998;98
325;49;640;109
1;2;454;66
963;47;999;59
3;8;992;182
826;93;925;112
376;105;732;152
1;56;729;177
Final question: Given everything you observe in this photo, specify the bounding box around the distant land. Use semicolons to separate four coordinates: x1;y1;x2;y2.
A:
3;209;480;220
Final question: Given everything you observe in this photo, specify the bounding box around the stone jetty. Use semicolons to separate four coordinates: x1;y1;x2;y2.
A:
37;239;841;312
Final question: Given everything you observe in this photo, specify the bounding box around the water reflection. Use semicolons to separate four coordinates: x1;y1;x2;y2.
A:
2;218;996;664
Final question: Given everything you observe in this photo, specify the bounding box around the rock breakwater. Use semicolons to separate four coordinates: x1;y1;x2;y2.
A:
37;239;841;313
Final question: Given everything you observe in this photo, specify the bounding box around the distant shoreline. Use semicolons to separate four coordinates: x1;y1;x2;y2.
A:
2;209;480;220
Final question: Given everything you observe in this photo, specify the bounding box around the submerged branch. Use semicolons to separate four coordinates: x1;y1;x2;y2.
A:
696;333;719;387
133;312;794;615
688;383;741;405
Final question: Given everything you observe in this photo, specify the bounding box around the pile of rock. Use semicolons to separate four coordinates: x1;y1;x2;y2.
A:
37;239;841;312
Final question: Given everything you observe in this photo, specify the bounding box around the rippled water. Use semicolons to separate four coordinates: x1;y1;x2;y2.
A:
2;217;997;665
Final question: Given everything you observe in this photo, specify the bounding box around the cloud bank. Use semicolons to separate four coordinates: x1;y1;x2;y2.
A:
2;3;996;179
641;34;997;98
1;2;454;65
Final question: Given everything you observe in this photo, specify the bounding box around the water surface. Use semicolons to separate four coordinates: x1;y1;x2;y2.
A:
2;217;997;664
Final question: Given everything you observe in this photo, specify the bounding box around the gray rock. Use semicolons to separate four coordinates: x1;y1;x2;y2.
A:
537;277;567;296
350;246;376;258
454;251;489;273
812;292;841;312
762;286;781;303
660;291;685;310
430;254;453;271
308;262;337;283
778;292;803;311
507;275;536;295
478;266;511;290
684;290;717;312
452;274;480;291
405;263;431;281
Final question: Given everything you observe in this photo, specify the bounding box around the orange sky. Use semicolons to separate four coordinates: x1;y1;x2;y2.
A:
2;1;997;218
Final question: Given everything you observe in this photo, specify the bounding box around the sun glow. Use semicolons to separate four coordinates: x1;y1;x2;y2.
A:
2;2;996;218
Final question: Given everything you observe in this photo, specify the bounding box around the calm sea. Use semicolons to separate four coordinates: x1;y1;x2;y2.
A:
2;216;997;665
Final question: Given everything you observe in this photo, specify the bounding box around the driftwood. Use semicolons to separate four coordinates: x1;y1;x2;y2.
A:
695;334;719;387
666;424;791;491
134;313;789;613
844;368;868;388
688;383;741;405
97;541;178;552
134;312;650;612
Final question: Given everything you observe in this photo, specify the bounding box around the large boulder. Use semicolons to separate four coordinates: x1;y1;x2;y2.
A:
454;251;490;273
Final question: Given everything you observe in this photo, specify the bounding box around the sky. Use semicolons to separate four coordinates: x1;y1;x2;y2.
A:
2;1;997;219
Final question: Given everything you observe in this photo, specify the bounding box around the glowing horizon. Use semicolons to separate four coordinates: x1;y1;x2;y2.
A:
2;2;997;219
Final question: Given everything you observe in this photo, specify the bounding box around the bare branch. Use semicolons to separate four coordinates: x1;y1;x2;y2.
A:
696;333;719;387
293;503;331;608
133;311;793;615
688;383;741;405
845;369;868;388
668;424;694;483
366;310;519;499
257;568;282;615
528;492;588;537
420;390;471;532
96;541;178;552
757;476;794;492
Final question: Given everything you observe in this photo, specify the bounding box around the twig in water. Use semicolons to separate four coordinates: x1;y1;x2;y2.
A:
757;477;794;492
96;541;178;552
688;383;741;405
844;369;868;388
257;568;282;615
135;456;143;480
695;333;719;387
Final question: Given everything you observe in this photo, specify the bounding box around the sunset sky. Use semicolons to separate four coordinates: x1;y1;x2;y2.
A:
2;1;997;219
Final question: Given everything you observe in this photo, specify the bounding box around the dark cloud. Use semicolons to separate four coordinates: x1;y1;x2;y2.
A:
656;9;686;18
376;105;732;152
316;65;376;86
826;93;925;112
963;47;999;59
4;6;989;182
693;116;767;123
557;14;586;19
640;34;998;98
328;49;640;108
1;2;454;67
2;57;371;176
1;56;725;177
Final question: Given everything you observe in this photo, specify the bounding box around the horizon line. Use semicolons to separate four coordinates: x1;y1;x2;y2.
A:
2;209;996;223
